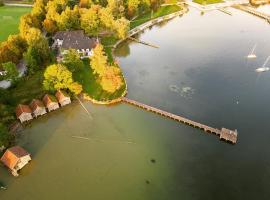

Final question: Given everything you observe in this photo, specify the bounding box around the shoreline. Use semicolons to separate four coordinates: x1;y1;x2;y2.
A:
84;5;188;105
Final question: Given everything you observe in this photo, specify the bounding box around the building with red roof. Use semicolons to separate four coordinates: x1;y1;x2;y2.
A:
15;104;33;123
29;99;47;118
1;146;31;176
55;90;71;106
43;94;60;112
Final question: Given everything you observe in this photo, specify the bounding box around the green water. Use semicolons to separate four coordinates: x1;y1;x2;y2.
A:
1;7;270;200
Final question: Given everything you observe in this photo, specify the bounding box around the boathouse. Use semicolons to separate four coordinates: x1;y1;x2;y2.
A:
55;90;71;107
30;99;47;118
1;146;31;176
43;94;60;112
15;104;33;123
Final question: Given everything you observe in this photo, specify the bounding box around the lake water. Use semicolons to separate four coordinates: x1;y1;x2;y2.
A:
1;7;270;200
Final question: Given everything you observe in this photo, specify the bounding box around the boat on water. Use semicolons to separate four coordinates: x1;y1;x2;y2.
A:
255;67;270;72
247;44;257;59
0;181;7;190
255;56;270;73
247;54;257;59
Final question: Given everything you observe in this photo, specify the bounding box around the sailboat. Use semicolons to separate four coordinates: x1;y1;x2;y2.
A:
247;44;257;59
255;56;270;72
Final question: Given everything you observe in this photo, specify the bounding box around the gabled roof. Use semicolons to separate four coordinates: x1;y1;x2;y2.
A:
53;30;98;50
29;99;45;111
55;90;70;102
1;146;30;170
43;94;58;107
15;104;32;118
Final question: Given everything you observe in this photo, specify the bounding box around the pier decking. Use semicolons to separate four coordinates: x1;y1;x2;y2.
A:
121;97;238;144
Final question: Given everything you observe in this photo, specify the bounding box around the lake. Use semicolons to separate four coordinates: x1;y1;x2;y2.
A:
1;7;270;200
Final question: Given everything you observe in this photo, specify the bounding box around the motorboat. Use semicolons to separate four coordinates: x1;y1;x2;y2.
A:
255;67;270;72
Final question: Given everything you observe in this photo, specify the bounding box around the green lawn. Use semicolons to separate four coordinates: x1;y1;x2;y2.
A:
193;0;223;5
130;5;181;29
73;59;126;102
0;6;31;42
0;70;46;125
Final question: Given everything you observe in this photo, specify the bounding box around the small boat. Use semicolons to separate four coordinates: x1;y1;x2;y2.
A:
0;182;7;190
255;67;270;72
256;56;270;73
247;54;257;59
247;44;257;59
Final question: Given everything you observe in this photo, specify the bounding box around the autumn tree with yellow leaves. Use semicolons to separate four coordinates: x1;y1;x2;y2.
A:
90;44;123;93
43;64;82;95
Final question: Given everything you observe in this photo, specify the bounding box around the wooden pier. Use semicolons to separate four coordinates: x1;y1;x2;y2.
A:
121;97;238;144
128;37;159;48
234;5;270;22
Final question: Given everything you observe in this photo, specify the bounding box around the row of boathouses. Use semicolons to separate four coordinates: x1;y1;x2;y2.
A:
16;90;71;123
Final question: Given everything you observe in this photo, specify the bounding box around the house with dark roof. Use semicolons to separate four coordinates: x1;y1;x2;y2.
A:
29;99;47;118
53;30;98;58
1;146;31;176
43;94;60;112
16;104;33;123
55;90;71;107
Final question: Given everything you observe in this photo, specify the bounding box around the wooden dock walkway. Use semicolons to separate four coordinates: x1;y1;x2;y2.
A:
234;5;270;22
128;37;159;48
121;97;238;144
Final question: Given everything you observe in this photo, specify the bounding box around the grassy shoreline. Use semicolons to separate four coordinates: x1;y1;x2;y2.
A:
130;5;182;29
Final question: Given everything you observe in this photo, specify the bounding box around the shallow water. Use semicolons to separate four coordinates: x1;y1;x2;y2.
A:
1;7;270;200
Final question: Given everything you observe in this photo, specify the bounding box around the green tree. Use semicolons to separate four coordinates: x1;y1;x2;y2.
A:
24;34;52;74
62;49;84;72
0;0;4;7
43;64;82;94
0;123;13;149
2;62;19;84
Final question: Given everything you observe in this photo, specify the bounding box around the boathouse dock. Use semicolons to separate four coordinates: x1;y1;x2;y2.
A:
121;97;238;144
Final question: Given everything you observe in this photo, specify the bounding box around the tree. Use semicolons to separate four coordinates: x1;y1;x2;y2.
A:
43;18;58;34
100;65;123;93
2;62;19;84
24;33;52;74
31;0;46;22
0;0;4;7
69;82;83;95
79;0;92;8
90;44;107;76
62;49;84;72
43;64;82;94
127;0;140;18
0;35;27;67
80;6;100;36
90;44;123;93
114;17;129;39
57;6;81;30
0;123;12;149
